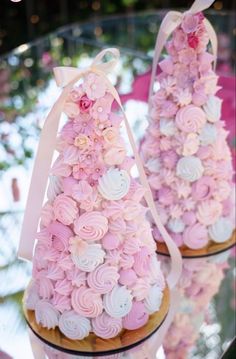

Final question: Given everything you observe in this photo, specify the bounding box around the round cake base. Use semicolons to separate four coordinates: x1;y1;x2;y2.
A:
23;287;170;357
156;230;235;258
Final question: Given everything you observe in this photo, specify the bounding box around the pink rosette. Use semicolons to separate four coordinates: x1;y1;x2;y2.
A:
176;105;206;133
55;278;73;296
92;313;122;339
78;95;94;113
196;200;222;225
133;247;150;277
71;286;103;318
74;211;108;242
48;221;74;242
52;293;72;313
53;194;78;225
87;264;119;294
123;301;149;330
192;176;216;201
183;223;209;249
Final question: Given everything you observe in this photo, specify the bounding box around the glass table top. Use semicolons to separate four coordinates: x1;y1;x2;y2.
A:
0;10;235;359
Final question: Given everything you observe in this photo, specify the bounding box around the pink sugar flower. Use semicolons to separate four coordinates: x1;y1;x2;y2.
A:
78;94;94;113
90;162;106;181
73;114;95;136
72;162;90;180
181;14;199;34
83;72;107;100
90;93;113;122
188;33;199;49
89;133;104;151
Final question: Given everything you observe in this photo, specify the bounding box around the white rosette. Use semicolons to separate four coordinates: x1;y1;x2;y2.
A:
176;156;204;182
144;285;163;314
199;123;217;145
71;244;105;272
47;176;63;201
159;118;176;136
98;168;130;200
58;310;91;340
208;217;234;243
103;285;133;318
203;95;222;123
35;301;59;329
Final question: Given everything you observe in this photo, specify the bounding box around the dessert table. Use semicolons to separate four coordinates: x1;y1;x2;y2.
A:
0;10;235;359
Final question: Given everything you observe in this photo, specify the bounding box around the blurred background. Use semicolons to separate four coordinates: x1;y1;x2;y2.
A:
0;0;236;55
0;0;235;358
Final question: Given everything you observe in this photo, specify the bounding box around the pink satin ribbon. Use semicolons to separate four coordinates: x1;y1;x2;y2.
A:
148;0;218;102
18;48;182;289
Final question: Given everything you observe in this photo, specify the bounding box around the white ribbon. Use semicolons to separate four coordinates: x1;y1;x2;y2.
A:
148;0;217;101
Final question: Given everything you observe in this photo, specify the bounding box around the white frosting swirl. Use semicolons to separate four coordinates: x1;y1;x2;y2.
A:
168;218;185;234
103;285;133;318
144;285;163;314
176;156;204;182
159;118;176;136
58;310;91;340
35;301;59;329
208;217;234;243
98;168;130;200
203;95;222;123
47;176;63;201
71;244;105;272
145;158;161;173
199;123;217;145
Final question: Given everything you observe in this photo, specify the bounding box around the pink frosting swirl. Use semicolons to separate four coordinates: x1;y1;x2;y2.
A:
71;286;103;318
53;194;78;225
87;264;119;294
123;301;149;330
74;211;108;242
196;200;222;225
51;293;72;313
192;176;216;201
183;223;209;249
176;105;206;133
55;278;73;296
92;313;122;339
48;220;73;242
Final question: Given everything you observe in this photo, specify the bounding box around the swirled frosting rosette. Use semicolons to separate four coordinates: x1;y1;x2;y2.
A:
139;8;235;253
24;54;167;343
59;310;91;340
98;168;130;200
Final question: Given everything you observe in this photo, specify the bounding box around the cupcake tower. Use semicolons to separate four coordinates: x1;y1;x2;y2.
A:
24;70;166;341
140;11;235;251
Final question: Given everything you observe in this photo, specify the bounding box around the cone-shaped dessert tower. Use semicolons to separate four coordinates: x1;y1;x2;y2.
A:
23;50;168;343
140;5;235;255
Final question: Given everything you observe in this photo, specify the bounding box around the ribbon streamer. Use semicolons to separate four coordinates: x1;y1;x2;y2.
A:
18;48;182;289
148;0;217;102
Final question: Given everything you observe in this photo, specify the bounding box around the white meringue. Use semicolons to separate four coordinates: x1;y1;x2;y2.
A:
71;244;105;272
103;285;133;318
145;158;161;173
176;156;204;182
199;123;217;145
98;168;130;200
35;301;59;329
159;118;176;136
144;285;163;314
203;95;222;123
208;217;234;243
58;310;91;340
168;218;185;233
47;176;63;201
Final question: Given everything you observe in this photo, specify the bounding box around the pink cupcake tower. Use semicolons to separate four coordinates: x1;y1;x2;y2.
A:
140;11;235;251
24;70;166;341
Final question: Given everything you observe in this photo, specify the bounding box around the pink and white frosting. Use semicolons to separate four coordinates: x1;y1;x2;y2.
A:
74;211;108;242
35;301;60;329
103;285;133;318
71;286;103;318
53;194;78;225
59;310;91;340
87;263;119;294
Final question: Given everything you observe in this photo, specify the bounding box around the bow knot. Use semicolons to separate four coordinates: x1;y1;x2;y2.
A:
53;48;120;88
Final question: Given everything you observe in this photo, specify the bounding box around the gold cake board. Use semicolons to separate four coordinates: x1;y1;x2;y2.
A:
157;230;236;258
23;287;170;357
